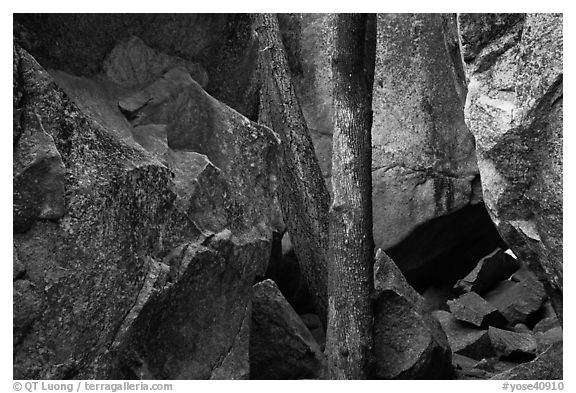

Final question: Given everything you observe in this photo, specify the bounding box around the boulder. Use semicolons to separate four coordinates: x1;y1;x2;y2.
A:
432;310;495;360
372;13;480;252
13;105;66;233
491;341;562;380
49;70;136;143
454;248;521;295
14;14;260;119
458;14;525;62
464;13;563;325
488;327;537;360
103;35;208;88
250;280;324;379
13;45;279;379
373;250;452;379
447;292;507;328
484;278;546;326
533;327;562;353
280;14;486;267
117;67;196;118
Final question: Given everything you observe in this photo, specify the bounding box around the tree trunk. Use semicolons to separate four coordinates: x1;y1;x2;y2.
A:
253;13;330;327
325;14;376;379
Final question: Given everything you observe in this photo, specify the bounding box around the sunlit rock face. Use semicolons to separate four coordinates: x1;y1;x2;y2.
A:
463;13;563;324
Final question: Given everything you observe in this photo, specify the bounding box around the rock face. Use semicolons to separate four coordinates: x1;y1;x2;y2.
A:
373;250;452;379
13;44;279;379
371;13;480;250
103;36;208;88
458;14;525;62
250;280;324;379
464;13;563;324
279;14;484;270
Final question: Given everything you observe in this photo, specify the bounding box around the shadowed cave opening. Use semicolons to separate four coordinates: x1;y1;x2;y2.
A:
266;202;507;319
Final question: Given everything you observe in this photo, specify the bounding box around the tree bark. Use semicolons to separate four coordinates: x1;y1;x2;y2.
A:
252;13;330;327
325;14;376;379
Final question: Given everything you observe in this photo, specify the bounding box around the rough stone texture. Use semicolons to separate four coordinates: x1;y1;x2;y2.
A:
127;75;282;237
533;327;562;354
103;36;208;88
278;14;484;267
432;310;495;360
117;67;196;117
372;13;480;251
464;13;563;324
13;45;279;379
448;292;507;328
250;280;324;379
279;14;334;137
484;278;546;326
488;327;537;360
49;70;136;143
373;250;452;379
14;14;260;119
454;248;521;295
458;14;525;62
491;341;562;380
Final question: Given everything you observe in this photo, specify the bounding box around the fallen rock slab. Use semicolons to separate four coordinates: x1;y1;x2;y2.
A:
454;248;521;295
104;35;208;88
484;278;546;326
448;292;507;328
488;327;537;360
373;251;452;379
432;310;495;360
250;279;324;380
13;44;278;380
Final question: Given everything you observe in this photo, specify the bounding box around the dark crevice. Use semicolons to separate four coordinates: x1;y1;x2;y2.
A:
386;203;507;293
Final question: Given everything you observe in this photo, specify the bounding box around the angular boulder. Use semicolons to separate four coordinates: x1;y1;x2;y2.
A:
488;327;537;360
464;13;563;325
13;45;279;379
373;250;452;379
250;280;324;379
103;35;208;88
484;278;546;326
448;292;507;328
432;310;495;360
454;248;521;295
14;14;260;119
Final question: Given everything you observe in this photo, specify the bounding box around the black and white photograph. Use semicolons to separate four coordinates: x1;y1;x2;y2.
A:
9;8;566;386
